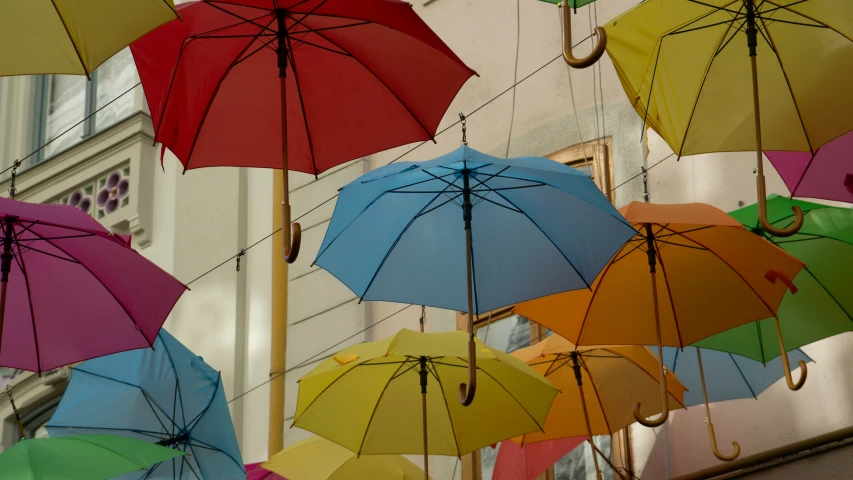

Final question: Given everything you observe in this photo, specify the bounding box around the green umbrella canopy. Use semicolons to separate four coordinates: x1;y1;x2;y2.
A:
693;195;853;363
538;0;596;7
0;434;184;479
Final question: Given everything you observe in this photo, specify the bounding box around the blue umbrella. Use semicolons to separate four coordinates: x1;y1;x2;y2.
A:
662;346;812;461
315;143;635;406
46;330;244;480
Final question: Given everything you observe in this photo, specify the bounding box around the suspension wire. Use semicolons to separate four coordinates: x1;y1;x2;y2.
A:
504;0;522;159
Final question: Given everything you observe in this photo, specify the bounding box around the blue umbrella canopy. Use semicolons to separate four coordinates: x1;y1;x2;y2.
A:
662;346;813;407
46;330;244;480
314;145;635;313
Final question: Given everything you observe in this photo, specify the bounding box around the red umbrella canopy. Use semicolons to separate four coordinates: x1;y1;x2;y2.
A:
131;0;477;175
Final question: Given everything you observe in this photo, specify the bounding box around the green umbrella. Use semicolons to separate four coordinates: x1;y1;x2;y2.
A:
0;434;184;479
536;0;606;69
693;195;853;392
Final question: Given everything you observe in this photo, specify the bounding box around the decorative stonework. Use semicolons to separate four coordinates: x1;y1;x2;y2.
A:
58;165;132;219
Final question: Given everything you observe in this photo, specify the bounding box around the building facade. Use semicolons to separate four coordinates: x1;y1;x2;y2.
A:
0;1;851;479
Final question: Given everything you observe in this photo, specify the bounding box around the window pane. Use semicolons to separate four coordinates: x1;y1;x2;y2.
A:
95;48;138;131
44;75;86;158
554;436;613;480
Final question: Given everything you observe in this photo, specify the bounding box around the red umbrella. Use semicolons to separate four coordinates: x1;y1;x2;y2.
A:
493;437;587;480
130;0;476;263
0;196;187;373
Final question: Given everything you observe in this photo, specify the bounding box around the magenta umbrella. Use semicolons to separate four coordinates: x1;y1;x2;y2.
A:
0;196;187;373
766;130;853;203
246;462;286;480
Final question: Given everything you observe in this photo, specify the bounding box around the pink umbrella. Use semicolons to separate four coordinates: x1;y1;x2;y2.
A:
246;462;286;480
493;437;586;480
0;196;187;372
766;130;853;203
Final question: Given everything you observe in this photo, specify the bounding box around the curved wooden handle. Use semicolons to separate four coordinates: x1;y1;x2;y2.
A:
708;422;741;461
560;0;607;69
459;337;477;406
757;177;803;237
633;345;670;427
281;203;301;264
774;316;807;391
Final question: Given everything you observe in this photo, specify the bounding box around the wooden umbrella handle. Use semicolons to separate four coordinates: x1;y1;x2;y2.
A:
560;0;607;69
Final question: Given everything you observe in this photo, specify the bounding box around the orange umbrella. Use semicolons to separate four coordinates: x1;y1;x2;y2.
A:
511;334;686;480
514;202;803;429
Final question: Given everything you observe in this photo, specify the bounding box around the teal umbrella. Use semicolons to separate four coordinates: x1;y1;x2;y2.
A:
0;434;184;479
694;195;853;391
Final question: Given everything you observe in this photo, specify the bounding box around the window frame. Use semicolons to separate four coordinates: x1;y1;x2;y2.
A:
32;72;99;166
456;138;633;480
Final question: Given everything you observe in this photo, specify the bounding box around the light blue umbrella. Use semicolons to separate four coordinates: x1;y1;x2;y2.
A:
46;329;245;480
662;346;812;461
315;144;635;406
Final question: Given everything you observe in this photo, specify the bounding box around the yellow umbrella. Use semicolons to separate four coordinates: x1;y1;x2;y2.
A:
293;329;559;480
512;334;687;480
263;436;427;480
604;0;853;237
514;202;804;436
0;0;178;77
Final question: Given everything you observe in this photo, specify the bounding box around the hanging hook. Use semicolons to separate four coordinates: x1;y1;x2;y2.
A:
773;317;807;390
641;166;649;203
5;384;25;439
696;349;740;461
8;159;20;200
419;305;426;333
235;249;246;272
560;0;607;69
459;113;468;146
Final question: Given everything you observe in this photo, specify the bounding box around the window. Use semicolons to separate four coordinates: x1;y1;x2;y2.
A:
34;48;138;162
16;395;62;442
457;139;626;480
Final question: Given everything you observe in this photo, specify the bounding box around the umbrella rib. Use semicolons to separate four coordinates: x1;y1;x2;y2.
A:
802;266;853;325
12;243;80;264
46;424;166;438
574;246;623;345
142;390;175;434
282;0;332;35
48;0;90;77
684;0;743;17
756;15;814;153
285;34;322;176
204;2;277;34
579;357;614;434
183;374;221;432
728;353;759;399
290;20;371;36
183;447;205;480
231;35;279;69
762;0;852;42
359;187;455;301
467;192;523;214
427;357;464;457
489;189;592;289
27;231;155;349
190;12;275;40
184;15;278;171
11;237;42;374
599;347;685;410
291;20;436;141
662;227;780;320
355;360;408;456
476;365;548;433
652;239;687;348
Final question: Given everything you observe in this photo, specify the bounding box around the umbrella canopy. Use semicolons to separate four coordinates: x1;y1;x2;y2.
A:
514;202;804;429
262;436;426;480
293;329;559;480
131;0;476;262
0;197;187;373
0;434;184;480
663;347;813;407
766;131;853;204
0;0;177;76
246;463;286;480
604;0;853;236
46;330;244;480
512;335;686;443
314;145;634;405
493;437;587;480
315;145;633;313
692;196;853;386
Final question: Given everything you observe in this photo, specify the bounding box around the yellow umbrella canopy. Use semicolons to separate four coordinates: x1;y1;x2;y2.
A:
0;0;178;76
604;0;853;237
263;436;427;480
293;329;559;480
514;202;804;428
